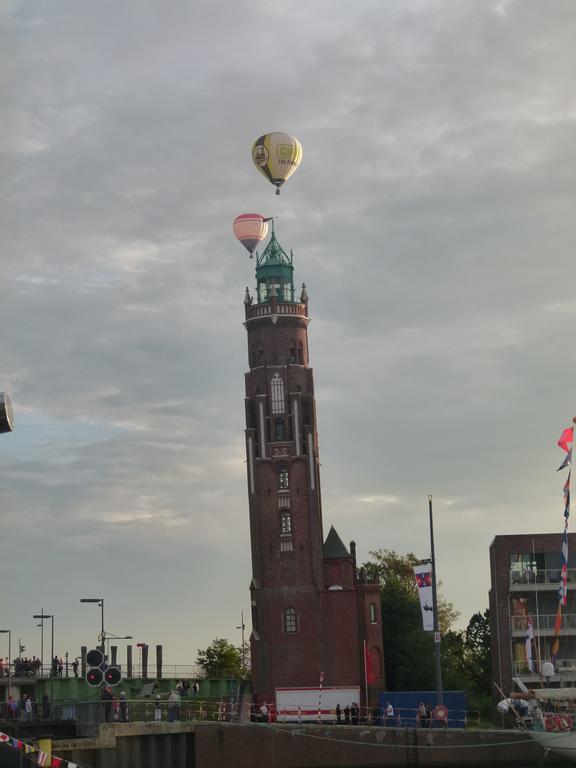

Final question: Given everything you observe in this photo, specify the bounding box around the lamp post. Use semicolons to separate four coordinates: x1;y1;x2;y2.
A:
80;598;104;654
33;614;54;676
0;630;12;697
428;495;444;706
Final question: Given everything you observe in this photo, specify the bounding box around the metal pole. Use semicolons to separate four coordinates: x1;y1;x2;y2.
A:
101;600;105;657
7;631;11;698
40;609;44;677
428;495;443;705
51;616;54;671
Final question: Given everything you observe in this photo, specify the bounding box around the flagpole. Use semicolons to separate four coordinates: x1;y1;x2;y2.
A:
363;639;369;715
429;495;443;706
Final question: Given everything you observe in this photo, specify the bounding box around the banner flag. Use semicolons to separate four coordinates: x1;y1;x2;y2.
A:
364;640;377;684
525;616;534;672
558;449;572;471
558;427;574;452
413;563;434;631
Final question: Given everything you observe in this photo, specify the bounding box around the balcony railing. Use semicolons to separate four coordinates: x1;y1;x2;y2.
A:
512;614;576;632
513;658;576;675
509;568;576;586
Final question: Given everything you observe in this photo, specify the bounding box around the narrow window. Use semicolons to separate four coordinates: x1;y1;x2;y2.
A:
271;372;285;414
278;468;289;490
289;343;297;364
280;512;292;535
284;608;297;634
258;347;264;365
369;603;377;623
298;342;304;364
275;418;285;441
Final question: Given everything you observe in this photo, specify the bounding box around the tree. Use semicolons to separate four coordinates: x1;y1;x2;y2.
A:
196;638;247;679
363;550;459;691
365;549;459;633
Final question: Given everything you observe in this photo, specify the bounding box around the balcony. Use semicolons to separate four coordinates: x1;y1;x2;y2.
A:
513;658;576;680
509;568;576;590
511;614;576;635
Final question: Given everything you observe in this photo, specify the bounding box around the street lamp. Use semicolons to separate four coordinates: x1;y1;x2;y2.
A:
33;614;54;676
0;630;12;697
80;598;104;653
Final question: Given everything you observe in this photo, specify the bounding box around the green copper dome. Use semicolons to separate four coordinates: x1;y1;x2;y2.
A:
255;226;295;304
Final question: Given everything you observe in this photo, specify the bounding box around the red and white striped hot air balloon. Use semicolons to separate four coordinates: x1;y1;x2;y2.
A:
233;213;270;258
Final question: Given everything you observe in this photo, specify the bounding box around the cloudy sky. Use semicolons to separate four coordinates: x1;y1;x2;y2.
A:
1;0;576;669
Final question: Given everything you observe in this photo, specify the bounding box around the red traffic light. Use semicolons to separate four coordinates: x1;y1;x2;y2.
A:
104;667;122;686
86;668;104;686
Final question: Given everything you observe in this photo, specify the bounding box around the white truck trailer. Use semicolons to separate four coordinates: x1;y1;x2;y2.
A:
275;686;361;723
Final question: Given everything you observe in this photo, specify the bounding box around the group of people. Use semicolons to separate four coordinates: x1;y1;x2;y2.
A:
335;702;361;724
0;655;76;678
101;687;128;723
4;694;51;720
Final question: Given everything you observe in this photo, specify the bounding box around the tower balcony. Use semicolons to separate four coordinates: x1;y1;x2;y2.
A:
245;301;309;325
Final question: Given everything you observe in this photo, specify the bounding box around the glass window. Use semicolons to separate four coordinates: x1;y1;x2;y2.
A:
280;512;292;534
275;418;285;441
298;342;304;364
271;373;285;414
284;608;297;634
369;603;377;623
278;469;289;490
289;344;297;364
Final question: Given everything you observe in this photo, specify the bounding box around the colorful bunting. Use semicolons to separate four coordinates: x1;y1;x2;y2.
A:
0;731;86;768
554;425;573;660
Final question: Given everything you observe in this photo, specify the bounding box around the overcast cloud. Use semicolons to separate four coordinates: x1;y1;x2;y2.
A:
1;0;576;666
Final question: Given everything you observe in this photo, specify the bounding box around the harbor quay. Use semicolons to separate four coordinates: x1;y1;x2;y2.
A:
0;720;561;768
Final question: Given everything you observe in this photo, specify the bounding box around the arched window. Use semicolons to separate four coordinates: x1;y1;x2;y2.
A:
258;347;264;365
275;418;285;441
284;608;297;634
289;343;297;364
271;372;285;414
278;468;289;490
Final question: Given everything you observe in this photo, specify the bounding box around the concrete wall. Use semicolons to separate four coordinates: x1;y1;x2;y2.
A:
50;722;554;768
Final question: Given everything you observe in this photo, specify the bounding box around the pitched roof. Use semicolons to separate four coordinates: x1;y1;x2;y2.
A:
323;525;350;559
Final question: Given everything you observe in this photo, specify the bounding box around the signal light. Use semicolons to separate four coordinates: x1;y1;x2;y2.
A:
86;648;104;667
104;667;122;686
86;667;104;686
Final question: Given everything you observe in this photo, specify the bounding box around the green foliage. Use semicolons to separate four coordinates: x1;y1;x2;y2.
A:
365;549;459;634
195;638;249;679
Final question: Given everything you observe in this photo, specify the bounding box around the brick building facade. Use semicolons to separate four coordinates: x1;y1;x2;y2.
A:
242;228;385;704
489;532;576;695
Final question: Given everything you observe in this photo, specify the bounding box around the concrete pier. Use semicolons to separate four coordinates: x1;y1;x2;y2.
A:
44;722;565;768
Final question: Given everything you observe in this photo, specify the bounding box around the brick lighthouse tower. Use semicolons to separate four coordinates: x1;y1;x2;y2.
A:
243;226;385;706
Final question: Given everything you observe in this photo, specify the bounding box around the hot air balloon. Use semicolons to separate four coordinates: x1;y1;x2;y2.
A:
251;133;302;195
233;213;270;258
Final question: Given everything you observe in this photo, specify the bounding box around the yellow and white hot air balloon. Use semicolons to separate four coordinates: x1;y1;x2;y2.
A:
251;132;302;195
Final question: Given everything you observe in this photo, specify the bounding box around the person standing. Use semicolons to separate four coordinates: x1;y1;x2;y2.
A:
102;686;113;723
168;690;179;722
386;701;394;727
72;658;79;678
119;692;128;722
154;694;162;722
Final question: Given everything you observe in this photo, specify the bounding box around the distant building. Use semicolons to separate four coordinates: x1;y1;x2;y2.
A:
242;228;385;704
489;533;576;695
